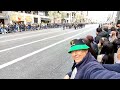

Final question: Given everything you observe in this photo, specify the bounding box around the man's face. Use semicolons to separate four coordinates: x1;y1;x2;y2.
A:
71;50;88;63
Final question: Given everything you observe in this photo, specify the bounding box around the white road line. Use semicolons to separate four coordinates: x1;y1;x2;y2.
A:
0;26;92;42
0;30;42;39
0;28;62;39
0;30;61;43
0;29;92;69
0;26;93;53
0;29;80;53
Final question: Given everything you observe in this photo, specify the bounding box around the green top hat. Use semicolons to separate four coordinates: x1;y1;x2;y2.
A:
68;39;89;53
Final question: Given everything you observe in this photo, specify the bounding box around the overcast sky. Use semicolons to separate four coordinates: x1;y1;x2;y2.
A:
88;11;117;22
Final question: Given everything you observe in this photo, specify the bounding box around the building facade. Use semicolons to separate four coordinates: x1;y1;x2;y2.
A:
0;11;88;25
0;11;9;24
60;11;88;23
0;11;50;25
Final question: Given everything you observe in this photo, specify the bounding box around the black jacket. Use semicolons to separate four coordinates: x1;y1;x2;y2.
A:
95;31;108;44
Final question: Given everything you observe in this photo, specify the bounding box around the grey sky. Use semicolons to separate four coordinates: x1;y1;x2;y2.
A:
88;11;117;22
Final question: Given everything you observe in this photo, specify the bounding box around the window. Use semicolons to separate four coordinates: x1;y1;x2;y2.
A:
74;13;76;17
72;12;74;16
25;11;31;14
34;18;38;23
33;11;38;15
45;11;48;16
67;13;69;18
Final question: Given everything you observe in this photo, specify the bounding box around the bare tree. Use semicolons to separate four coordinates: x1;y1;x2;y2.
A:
59;11;67;23
48;11;61;23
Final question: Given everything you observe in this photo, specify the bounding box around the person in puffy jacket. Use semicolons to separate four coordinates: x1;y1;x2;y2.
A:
95;27;108;44
64;39;120;79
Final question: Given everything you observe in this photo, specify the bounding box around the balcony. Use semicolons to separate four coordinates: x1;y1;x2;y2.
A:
25;11;32;14
33;11;38;15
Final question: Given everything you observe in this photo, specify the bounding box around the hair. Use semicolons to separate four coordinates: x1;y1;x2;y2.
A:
96;27;102;33
70;39;78;45
111;27;119;36
99;37;108;47
111;31;117;36
101;42;114;64
100;39;110;54
83;38;97;59
86;35;94;43
112;34;120;53
111;27;116;31
103;27;108;32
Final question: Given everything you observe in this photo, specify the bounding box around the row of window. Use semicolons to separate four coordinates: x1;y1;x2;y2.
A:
66;12;76;18
14;11;48;16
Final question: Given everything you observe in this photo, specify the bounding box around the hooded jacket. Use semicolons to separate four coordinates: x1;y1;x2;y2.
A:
67;52;120;79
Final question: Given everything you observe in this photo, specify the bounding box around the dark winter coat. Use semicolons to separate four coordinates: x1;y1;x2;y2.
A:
67;52;120;79
103;64;120;73
95;31;108;44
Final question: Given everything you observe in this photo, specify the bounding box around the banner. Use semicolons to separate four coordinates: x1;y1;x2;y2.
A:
25;16;32;22
10;14;17;21
17;14;24;21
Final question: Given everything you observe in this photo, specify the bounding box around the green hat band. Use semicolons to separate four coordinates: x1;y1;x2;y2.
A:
68;44;89;53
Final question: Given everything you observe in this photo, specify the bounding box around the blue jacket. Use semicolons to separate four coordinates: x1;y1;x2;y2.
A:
67;52;120;79
102;64;120;73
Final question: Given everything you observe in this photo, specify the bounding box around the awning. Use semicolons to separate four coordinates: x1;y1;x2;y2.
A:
41;18;51;21
0;16;8;19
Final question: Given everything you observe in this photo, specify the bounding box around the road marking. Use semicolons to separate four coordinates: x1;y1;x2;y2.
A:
0;28;62;39
0;28;93;69
0;30;62;43
0;25;93;43
0;30;42;39
0;26;93;53
0;29;80;53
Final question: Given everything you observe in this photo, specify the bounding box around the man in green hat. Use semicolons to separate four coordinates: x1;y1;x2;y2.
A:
64;38;120;79
68;39;90;64
64;39;90;79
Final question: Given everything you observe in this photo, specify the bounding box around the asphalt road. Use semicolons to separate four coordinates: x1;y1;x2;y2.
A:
0;24;98;79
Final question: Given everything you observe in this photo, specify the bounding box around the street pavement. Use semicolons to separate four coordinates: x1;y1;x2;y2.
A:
0;24;98;79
